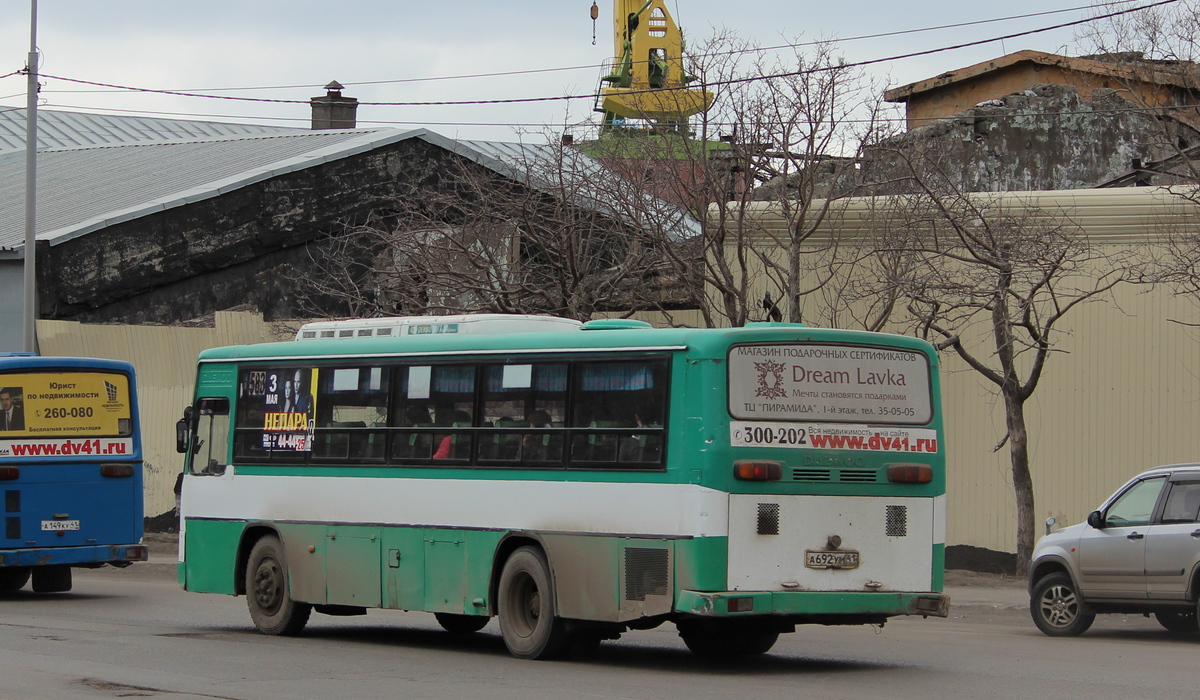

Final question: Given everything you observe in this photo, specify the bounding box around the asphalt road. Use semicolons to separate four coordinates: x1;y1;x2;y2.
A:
0;560;1196;700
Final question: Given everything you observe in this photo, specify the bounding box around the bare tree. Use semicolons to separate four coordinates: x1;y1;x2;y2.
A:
1074;2;1200;318
584;31;896;328
866;148;1134;570
286;31;893;329
286;135;698;321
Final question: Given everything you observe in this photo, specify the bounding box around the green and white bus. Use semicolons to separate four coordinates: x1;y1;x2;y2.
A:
177;314;948;659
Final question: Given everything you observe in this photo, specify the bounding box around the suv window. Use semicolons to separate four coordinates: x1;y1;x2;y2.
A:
1104;477;1167;527
1160;481;1200;523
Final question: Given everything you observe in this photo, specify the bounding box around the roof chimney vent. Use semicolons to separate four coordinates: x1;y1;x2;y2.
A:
311;80;358;130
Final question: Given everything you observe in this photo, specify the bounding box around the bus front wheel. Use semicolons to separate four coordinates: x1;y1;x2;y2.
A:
245;535;311;636
497;546;569;660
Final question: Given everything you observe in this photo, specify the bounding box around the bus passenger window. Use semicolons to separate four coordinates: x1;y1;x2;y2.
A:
571;360;667;468
481;363;566;464
312;367;389;462
191;398;230;475
392;365;475;464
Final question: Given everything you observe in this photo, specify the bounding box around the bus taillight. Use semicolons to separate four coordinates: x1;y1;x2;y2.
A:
100;463;135;478
887;463;933;484
0;466;18;480
734;460;782;481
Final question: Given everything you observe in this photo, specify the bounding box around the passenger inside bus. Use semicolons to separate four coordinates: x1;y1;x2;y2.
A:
432;409;472;460
523;410;553;461
619;408;657;463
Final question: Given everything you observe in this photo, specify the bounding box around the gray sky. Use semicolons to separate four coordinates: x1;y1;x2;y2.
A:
0;1;1125;142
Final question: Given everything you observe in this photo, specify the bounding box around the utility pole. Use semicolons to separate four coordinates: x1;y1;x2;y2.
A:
23;0;38;353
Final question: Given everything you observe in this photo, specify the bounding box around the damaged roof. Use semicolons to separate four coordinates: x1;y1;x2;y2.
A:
884;49;1200;103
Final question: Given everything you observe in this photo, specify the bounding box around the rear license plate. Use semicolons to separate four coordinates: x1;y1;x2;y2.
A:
41;520;80;531
804;550;859;569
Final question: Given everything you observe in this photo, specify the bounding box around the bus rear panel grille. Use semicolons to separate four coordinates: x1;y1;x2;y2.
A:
757;503;780;535
886;505;909;537
840;470;879;482
624;548;669;601
791;469;831;482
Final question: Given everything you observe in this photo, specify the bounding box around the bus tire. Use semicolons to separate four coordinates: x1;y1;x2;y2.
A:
435;612;489;634
246;535;311;636
1030;572;1094;637
31;565;72;593
1154;610;1199;634
497;546;569;660
677;619;779;658
0;567;30;592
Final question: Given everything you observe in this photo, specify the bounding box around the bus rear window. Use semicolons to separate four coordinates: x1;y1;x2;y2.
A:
0;372;133;437
727;343;932;425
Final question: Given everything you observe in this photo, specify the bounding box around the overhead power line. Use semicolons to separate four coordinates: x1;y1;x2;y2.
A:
28;0;1178;109
28;1;1153;95
26;93;1200;132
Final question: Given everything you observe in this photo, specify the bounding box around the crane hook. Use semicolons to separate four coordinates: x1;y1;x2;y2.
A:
590;1;599;45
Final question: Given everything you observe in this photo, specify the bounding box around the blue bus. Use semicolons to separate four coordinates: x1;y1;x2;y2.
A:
0;355;147;593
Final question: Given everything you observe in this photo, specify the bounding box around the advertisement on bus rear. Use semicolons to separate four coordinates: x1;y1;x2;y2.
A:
0;371;133;457
727;343;932;425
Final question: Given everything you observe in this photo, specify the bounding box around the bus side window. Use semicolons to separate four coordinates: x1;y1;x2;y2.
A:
191;398;230;476
313;366;389;462
392;365;474;464
571;360;667;468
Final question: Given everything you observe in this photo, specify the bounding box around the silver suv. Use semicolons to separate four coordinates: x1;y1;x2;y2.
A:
1028;464;1200;636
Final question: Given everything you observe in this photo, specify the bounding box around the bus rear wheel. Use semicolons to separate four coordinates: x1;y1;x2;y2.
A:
677;619;779;658
497;546;569;660
32;565;72;593
0;567;30;592
245;535;311;636
435;612;490;634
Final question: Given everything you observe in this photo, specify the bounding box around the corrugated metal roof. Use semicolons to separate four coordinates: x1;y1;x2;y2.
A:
0;128;418;250
0;125;697;252
0;107;301;153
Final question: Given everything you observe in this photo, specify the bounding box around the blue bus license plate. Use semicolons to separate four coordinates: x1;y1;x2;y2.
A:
804;550;859;569
41;520;80;531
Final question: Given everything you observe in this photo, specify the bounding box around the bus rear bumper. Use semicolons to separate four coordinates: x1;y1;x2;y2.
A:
0;543;149;568
675;589;950;620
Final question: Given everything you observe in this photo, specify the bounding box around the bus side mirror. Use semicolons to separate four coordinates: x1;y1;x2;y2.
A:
176;406;193;454
1086;510;1105;529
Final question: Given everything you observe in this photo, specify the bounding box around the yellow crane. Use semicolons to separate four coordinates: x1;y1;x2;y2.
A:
594;0;713;131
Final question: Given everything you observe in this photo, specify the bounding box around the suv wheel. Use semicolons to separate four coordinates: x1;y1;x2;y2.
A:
1030;572;1095;637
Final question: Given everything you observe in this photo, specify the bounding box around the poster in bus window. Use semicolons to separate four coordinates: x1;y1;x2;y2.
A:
251;368;316;452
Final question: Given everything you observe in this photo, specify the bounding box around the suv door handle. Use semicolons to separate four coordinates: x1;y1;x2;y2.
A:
1191;529;1200;538
1127;532;1145;540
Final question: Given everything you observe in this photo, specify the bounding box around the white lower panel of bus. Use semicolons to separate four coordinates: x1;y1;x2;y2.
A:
180;472;731;551
727;494;942;592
